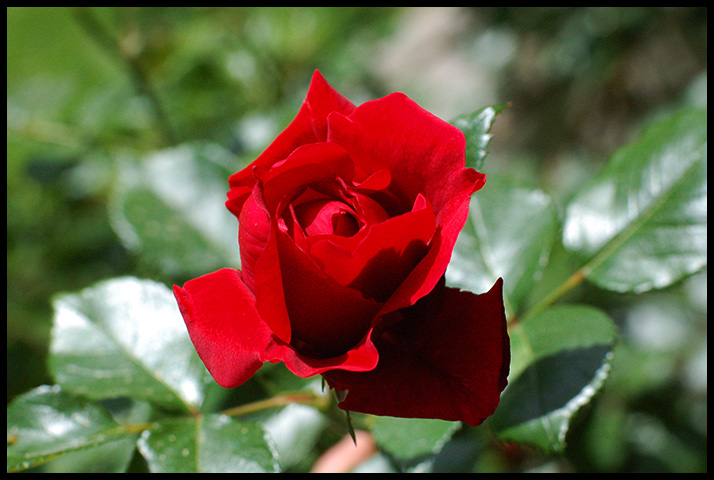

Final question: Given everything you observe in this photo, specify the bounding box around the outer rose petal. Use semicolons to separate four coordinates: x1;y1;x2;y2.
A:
226;71;355;217
262;327;380;379
173;268;274;388
323;279;510;426
241;185;292;344
174;270;380;387
276;227;382;358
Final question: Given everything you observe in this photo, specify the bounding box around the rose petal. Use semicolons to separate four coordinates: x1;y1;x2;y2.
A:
173;268;274;388
323;279;510;426
276;228;382;358
240;184;293;344
263;327;380;378
258;142;354;214
352;167;391;192
309;194;436;302
326;93;486;309
292;199;358;237
238;190;271;294
227;71;355;217
348;189;391;226
174;268;380;387
327;92;485;217
379;190;468;315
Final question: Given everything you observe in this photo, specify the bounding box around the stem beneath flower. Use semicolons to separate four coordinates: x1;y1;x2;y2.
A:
107;391;328;443
220;390;329;418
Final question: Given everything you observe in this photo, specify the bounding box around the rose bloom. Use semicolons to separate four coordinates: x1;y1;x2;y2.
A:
174;71;509;426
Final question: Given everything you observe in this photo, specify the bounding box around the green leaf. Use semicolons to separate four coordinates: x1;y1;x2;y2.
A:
137;415;280;473
7;385;139;473
49;277;211;413
446;176;559;317
508;305;617;381
492;305;617;452
370;416;460;461
492;347;612;452
563;109;707;293
261;403;328;471
109;142;241;278
452;104;508;172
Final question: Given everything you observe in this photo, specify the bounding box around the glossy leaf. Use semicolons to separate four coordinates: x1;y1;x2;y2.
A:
446;176;559;317
508;305;617;381
370;416;461;461
49;277;212;413
492;305;617;452
262;403;328;471
452;104;508;172
7;386;138;473
563;109;707;293
109;142;241;277
495;347;613;452
137;414;279;473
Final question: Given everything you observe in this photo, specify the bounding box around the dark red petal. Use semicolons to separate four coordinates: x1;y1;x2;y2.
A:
276;228;382;358
173;268;274;388
293;199;358;237
309;194;436;302
324;279;510;426
261;328;380;378
379;177;475;315
226;71;355;217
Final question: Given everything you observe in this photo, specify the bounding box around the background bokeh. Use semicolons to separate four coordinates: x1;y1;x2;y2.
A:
7;7;707;472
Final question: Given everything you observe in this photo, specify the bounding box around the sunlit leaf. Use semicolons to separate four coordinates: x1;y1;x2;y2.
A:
447;176;559;317
109;142;241;278
261;403;328;471
6;386;138;473
563;109;707;293
452;104;508;172
508;304;617;380
49;277;211;413
137;414;279;473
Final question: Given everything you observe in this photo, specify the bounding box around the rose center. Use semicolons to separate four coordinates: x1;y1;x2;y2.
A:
294;199;360;237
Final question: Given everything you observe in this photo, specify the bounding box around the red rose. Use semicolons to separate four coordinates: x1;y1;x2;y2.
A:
173;71;509;426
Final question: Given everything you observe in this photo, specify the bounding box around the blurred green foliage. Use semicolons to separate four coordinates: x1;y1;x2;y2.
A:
7;7;707;472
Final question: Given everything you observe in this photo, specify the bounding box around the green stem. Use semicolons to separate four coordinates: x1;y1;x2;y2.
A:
70;7;176;146
220;391;328;418
112;391;326;441
513;268;586;327
122;421;157;435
